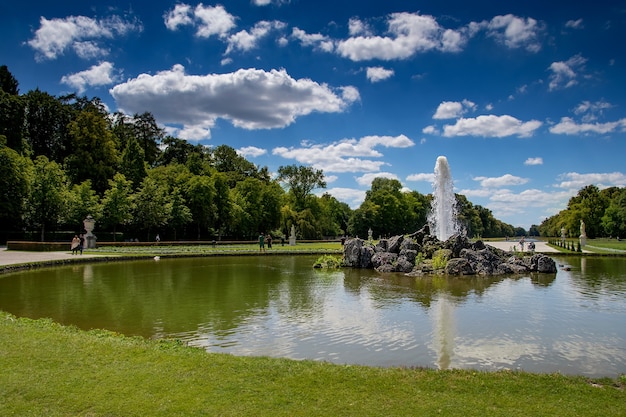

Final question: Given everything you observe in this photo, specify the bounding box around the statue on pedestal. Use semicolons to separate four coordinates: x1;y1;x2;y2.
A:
579;219;587;247
289;225;296;246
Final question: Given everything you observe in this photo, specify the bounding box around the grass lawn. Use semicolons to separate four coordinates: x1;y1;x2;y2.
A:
1;313;625;417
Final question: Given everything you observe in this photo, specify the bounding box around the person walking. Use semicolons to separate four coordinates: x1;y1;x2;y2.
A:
259;233;265;252
70;235;80;255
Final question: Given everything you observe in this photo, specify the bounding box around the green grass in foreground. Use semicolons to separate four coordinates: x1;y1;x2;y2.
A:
1;313;624;417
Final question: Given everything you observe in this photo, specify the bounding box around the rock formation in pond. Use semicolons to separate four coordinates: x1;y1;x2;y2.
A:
342;225;557;276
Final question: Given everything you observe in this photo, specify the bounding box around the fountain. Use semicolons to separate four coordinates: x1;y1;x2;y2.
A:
429;156;459;241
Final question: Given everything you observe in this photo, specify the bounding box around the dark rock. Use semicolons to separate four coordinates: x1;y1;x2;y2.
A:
372;252;397;269
386;235;404;254
445;258;474;275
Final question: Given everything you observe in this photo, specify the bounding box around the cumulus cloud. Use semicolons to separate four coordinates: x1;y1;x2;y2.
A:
548;54;587;91
433;99;476;119
565;19;584;29
61;61;117;93
355;172;399;186
322;187;367;209
365;67;394;82
226;20;286;54
110;65;359;140
28;14;142;61
473;174;529;188
484;14;543;52
524;157;543;166
556;172;626;189
291;28;335;52
164;3;236;38
442;115;542;138
348;17;373;36
406;172;435;183
272;134;414;173
336;12;467;61
549;117;626;135
237;146;267;158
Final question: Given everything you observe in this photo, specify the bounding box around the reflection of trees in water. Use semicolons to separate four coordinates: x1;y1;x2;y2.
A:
563;256;626;298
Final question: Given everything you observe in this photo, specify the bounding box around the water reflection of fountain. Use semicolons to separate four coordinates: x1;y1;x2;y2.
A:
432;293;455;369
429;156;459;241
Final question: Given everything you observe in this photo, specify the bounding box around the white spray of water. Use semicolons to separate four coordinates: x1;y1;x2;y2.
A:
429;156;459;241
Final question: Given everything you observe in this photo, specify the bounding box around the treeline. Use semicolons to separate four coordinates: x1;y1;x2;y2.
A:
1;64;519;242
539;185;626;239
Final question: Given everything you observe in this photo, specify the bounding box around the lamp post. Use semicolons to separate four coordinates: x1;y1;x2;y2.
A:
83;215;96;249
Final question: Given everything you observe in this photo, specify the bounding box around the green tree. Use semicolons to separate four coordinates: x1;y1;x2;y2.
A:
101;173;134;241
185;175;216;239
211;172;231;239
132;112;163;166
277;164;326;211
168;187;192;240
25;156;69;241
133;177;172;241
0;65;19;95
211;144;265;187
0;140;32;230
65;109;119;194
0;67;25;153
66;180;101;233
120;136;147;189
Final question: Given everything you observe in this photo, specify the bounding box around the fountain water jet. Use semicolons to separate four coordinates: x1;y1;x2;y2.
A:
429;156;459;241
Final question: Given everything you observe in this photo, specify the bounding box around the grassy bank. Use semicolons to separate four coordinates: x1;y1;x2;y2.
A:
1;313;624;417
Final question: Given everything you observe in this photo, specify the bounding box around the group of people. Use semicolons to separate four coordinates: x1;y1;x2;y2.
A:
70;234;85;255
258;233;273;252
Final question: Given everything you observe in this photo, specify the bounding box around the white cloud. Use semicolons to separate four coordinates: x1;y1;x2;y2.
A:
549;117;626;135
252;0;290;5
365;67;394;82
473;174;529;188
573;100;613;122
406;173;435;183
61;61;117;93
28;15;142;61
565;19;584;29
164;4;194;30
485;14;543;52
164;4;236;38
237;146;267;158
433;99;476;119
556;172;626;189
422;125;439;135
355;172;399;186
348;18;373;36
110;65;359;139
291;28;335;52
323;187;367;209
194;4;236;38
548;54;587;91
336;12;467;61
442;115;542;138
524;157;543;166
225;21;286;54
272;134;414;173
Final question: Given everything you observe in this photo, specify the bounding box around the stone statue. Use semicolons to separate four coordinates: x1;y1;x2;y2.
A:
579;219;587;247
289;225;296;246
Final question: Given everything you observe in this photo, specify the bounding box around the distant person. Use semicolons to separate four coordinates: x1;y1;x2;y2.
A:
155;234;160;242
70;235;80;255
266;234;272;249
519;237;525;252
259;233;265;252
79;234;85;255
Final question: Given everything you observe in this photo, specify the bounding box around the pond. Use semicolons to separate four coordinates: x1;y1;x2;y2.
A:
1;255;625;377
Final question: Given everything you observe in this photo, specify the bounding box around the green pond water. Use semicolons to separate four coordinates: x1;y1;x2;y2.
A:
1;255;625;377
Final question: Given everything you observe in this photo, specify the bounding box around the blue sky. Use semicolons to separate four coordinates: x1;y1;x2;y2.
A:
2;0;626;229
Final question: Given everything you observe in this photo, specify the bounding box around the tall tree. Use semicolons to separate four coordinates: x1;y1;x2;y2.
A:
133;177;172;241
25;156;69;241
277;164;326;211
0;65;19;95
120;135;147;189
184;174;216;239
66;109;119;194
0;66;25;152
66;180;101;233
101;173;134;241
24;89;72;162
0;140;32;231
132;112;163;166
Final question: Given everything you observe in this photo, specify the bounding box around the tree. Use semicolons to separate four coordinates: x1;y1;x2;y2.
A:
101;173;134;241
25;156;69;241
277;164;326;211
0;65;19;95
185;174;216;239
211;144;264;187
120;136;147;189
211;172;231;239
168;187;192;240
65;109;119;194
0;67;25;153
133;177;172;241
66;180;101;233
23;89;74;162
0;140;32;231
132;112;163;166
